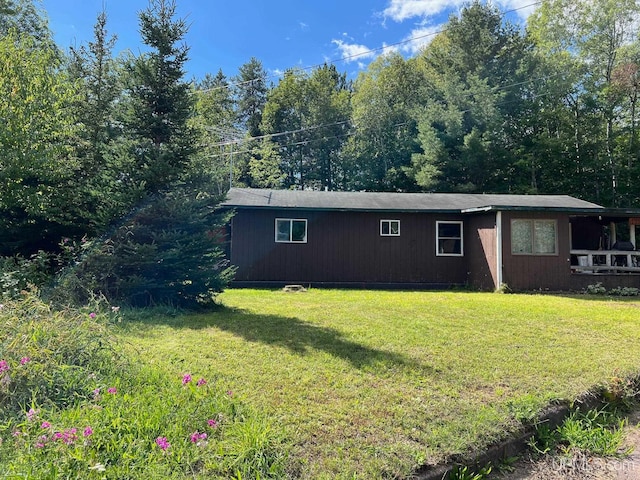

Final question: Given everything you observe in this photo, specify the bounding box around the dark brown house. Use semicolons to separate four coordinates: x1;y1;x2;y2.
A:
220;188;640;291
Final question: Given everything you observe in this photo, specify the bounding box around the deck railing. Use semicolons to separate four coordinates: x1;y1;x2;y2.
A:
571;249;640;273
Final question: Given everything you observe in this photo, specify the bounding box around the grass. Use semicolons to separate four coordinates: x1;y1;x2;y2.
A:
116;289;640;479
0;293;286;479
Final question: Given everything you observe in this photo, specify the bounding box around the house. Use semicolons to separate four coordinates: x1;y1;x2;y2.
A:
220;188;640;291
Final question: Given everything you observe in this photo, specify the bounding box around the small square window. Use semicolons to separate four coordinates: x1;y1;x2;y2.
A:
380;219;400;236
436;221;463;256
275;218;307;243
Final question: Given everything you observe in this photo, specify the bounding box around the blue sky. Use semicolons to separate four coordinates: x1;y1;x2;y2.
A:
41;0;538;83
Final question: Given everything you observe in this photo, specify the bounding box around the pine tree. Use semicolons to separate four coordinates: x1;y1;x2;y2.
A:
125;0;196;193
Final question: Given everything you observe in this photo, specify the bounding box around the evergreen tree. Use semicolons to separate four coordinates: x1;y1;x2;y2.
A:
233;58;268;187
68;10;129;230
234;57;267;138
124;0;196;193
56;187;236;308
191;70;239;194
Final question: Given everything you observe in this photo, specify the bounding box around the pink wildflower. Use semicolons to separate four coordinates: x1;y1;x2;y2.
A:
196;377;207;387
83;426;93;437
26;408;37;421
54;428;78;445
107;387;117;394
226;390;233;397
155;436;170;451
41;421;51;429
93;388;101;399
35;435;48;448
20;357;30;365
0;360;8;373
207;419;218;428
182;373;192;385
89;312;97;319
191;431;207;445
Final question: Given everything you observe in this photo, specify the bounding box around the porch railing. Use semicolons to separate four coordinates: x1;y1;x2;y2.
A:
571;249;640;273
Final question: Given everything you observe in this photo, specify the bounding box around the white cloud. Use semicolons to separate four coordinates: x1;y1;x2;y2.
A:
383;0;538;23
399;25;442;54
331;39;377;63
383;0;460;22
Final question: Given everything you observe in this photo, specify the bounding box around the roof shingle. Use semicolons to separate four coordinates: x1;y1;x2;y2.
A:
221;188;604;213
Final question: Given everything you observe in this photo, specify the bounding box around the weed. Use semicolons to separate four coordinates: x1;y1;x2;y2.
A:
557;408;628;457
529;406;631;461
584;282;607;295
447;463;492;480
528;423;559;455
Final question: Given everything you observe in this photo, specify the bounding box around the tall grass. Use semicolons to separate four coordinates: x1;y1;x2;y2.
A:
0;292;286;479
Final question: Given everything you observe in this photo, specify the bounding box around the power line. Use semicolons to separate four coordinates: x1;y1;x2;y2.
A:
206;89;557;163
201;69;568;150
192;1;543;95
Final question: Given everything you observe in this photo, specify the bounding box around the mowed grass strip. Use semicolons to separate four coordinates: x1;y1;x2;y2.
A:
117;290;640;479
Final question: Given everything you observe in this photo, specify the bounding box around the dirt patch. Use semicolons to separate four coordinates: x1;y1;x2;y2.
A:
495;410;640;480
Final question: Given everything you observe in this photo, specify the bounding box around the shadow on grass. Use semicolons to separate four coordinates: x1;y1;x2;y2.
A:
123;305;436;373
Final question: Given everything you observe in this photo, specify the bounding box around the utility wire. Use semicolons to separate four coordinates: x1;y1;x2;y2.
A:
201;70;568;150
206;88;556;161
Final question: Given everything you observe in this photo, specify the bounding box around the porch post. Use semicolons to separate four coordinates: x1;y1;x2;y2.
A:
610;222;617;248
631;223;636;249
496;211;503;290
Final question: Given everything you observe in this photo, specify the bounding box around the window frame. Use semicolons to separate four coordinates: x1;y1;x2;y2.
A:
436;221;464;257
275;218;308;244
380;219;401;237
510;219;558;255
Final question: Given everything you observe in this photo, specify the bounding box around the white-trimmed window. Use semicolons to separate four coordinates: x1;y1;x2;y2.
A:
275;218;307;243
511;219;557;255
436;221;463;256
380;219;400;236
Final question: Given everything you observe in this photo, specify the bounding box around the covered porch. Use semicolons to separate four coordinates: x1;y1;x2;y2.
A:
570;213;640;274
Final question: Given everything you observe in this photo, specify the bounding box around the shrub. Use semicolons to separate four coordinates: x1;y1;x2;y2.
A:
584;282;607;295
0;252;56;300
54;186;236;308
608;286;639;297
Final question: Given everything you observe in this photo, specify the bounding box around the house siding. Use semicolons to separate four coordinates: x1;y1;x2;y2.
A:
466;213;498;291
229;208;468;286
501;211;573;291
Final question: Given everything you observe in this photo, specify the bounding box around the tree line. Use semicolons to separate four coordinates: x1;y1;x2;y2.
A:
1;0;639;301
210;0;640;211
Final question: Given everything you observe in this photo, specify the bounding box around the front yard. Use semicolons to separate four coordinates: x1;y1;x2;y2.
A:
119;289;640;479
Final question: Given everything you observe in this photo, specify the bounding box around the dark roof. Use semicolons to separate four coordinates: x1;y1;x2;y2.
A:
221;188;607;213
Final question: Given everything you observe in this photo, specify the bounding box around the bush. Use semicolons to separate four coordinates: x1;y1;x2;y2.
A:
54;186;236;308
0;252;56;300
0;291;122;419
584;282;607;295
608;286;639;297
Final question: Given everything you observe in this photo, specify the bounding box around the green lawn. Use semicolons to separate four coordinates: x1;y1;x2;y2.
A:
117;289;640;479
